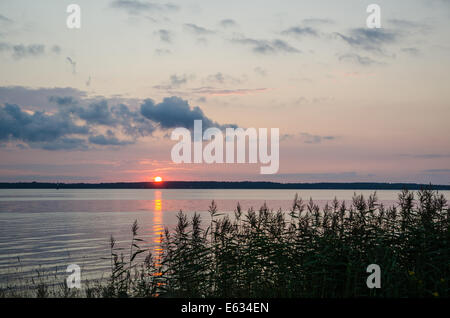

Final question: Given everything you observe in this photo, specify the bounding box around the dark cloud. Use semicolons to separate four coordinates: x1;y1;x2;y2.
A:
219;19;237;28
338;53;381;66
231;37;300;54
89;130;133;146
48;96;78;106
38;138;88;151
335;28;398;53
281;26;319;38
0;98;153;150
1;87;230;150
70;100;117;126
110;0;178;14
0;103;90;149
140;96;234;130
184;23;215;35
110;103;156;137
53;99;156;138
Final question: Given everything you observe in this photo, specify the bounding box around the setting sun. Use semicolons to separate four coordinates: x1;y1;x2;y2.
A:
154;176;163;183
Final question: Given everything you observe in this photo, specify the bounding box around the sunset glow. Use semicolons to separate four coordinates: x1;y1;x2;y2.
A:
154;176;163;183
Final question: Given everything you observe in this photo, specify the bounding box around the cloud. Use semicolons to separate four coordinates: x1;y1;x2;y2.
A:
0;103;90;149
140;96;234;130
170;74;189;87
69;100;117;126
273;172;361;182
293;96;332;105
48;96;78;106
205;72;242;85
300;132;336;144
387;19;429;33
155;48;171;55
156;29;172;43
0;86;86;111
184;23;215;35
338;53;382;66
38;138;88;151
0;174;98;182
423;169;450;173
302;18;334;26
281;26;319;38
0;98;156;150
231;37;300;54
66;57;77;74
1;88;230;149
0;42;61;59
110;0;178;14
54;99;156;138
254;67;267;76
51;45;61;54
400;153;450;159
13;44;44;58
153;74;192;90
191;87;268;96
335;28;398;53
0;43;9;51
109;103;156;137
401;47;420;56
0;14;13;24
88;130;133;146
219;19;237;28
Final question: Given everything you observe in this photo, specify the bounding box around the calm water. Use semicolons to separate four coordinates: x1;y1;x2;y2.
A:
0;189;447;288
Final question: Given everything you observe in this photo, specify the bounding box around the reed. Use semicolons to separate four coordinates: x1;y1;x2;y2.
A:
1;188;448;298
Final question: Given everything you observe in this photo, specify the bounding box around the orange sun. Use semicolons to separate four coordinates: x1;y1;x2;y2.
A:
154;176;163;183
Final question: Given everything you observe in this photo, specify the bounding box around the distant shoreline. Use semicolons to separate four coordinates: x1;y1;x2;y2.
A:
0;181;449;190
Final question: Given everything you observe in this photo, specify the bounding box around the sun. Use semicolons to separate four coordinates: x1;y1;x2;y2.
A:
154;176;163;183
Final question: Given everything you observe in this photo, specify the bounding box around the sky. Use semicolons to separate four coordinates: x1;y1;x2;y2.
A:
0;0;449;184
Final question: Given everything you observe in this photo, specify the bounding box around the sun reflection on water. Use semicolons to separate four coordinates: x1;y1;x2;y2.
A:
153;190;164;270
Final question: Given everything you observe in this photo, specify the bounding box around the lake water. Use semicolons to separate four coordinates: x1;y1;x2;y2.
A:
0;188;448;288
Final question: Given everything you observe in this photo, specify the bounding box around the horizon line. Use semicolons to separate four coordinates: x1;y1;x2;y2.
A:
1;181;449;190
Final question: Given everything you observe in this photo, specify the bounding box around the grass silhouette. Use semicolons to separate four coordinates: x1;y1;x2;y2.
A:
1;188;448;298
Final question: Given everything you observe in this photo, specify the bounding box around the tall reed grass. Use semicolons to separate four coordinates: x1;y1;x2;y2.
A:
1;188;448;298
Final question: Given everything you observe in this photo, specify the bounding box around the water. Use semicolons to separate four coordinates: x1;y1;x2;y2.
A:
0;188;447;288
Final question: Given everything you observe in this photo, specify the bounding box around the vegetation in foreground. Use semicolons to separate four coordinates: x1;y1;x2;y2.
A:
1;188;449;298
